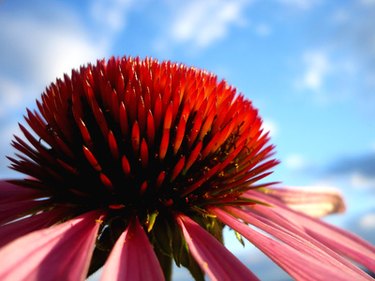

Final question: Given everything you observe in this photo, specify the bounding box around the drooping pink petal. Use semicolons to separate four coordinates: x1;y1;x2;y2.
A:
0;211;104;281
100;217;164;281
176;214;259;281
0;199;48;225
0;207;68;247
211;207;373;281
0;180;49;225
245;190;375;273
265;186;346;217
0;180;41;203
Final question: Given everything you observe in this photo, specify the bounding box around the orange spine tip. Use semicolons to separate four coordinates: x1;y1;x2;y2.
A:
110;89;120;120
90;99;109;137
137;95;147;133
55;136;75;159
131;121;140;154
188;113;203;147
83;146;101;171
155;170;166;189
140;138;149;168
100;173;113;190
198;110;216;140
153;94;163;130
56;158;78;175
170;156;185;182
108;130;119;159
159;129;170;160
121;155;131;176
83;80;94;100
140;180;148;195
163;102;173;130
119;102;129;137
146;110;155;145
183;141;202;174
77;119;92;147
116;71;125;95
126;87;137;121
201;133;220;159
173;115;186;155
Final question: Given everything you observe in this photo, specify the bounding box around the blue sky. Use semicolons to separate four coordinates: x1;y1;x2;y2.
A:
0;0;374;280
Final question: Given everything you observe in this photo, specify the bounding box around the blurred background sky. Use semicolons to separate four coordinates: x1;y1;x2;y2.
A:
0;0;374;280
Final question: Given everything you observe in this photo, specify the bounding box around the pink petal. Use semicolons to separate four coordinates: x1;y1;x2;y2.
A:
245;190;375;273
0;180;49;225
0;180;41;203
100;217;164;281
0;207;67;247
0;199;46;225
266;186;346;217
212;207;373;281
176;214;259;281
0;211;103;281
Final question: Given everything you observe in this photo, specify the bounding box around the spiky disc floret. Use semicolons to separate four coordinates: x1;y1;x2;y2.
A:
8;56;278;278
9;56;277;217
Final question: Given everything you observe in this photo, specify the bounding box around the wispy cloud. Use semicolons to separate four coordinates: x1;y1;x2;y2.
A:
293;2;375;112
262;119;278;137
277;0;320;10
0;78;23;118
325;153;375;190
0;2;107;176
0;9;106;89
359;0;375;6
295;50;331;92
254;23;272;37
359;213;375;230
90;0;137;39
284;154;307;171
350;172;375;190
163;0;251;49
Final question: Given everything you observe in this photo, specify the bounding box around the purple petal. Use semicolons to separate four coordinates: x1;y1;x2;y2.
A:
245;190;375;273
0;207;67;247
266;186;346;217
176;214;259;281
212;207;373;281
0;211;103;281
0;180;41;203
0;180;49;225
100;217;164;281
0;199;45;225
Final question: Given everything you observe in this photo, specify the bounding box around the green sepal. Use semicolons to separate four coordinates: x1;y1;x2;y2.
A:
154;247;173;281
146;210;159;232
178;248;205;281
234;230;245;247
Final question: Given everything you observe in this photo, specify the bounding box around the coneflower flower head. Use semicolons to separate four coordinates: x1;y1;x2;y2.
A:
1;56;374;281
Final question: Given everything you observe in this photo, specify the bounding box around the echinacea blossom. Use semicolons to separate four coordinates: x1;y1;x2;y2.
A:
0;56;374;281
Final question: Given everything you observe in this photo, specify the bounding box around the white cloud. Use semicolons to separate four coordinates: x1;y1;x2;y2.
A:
331;9;350;24
254;23;271;37
350;172;375;189
284;154;306;170
360;0;375;6
0;77;24;117
169;0;250;48
359;213;375;230
0;3;108;176
297;50;331;91
90;0;135;33
262;119;278;137
0;15;106;88
277;0;319;10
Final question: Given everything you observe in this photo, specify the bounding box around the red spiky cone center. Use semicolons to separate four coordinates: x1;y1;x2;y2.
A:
9;56;277;220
